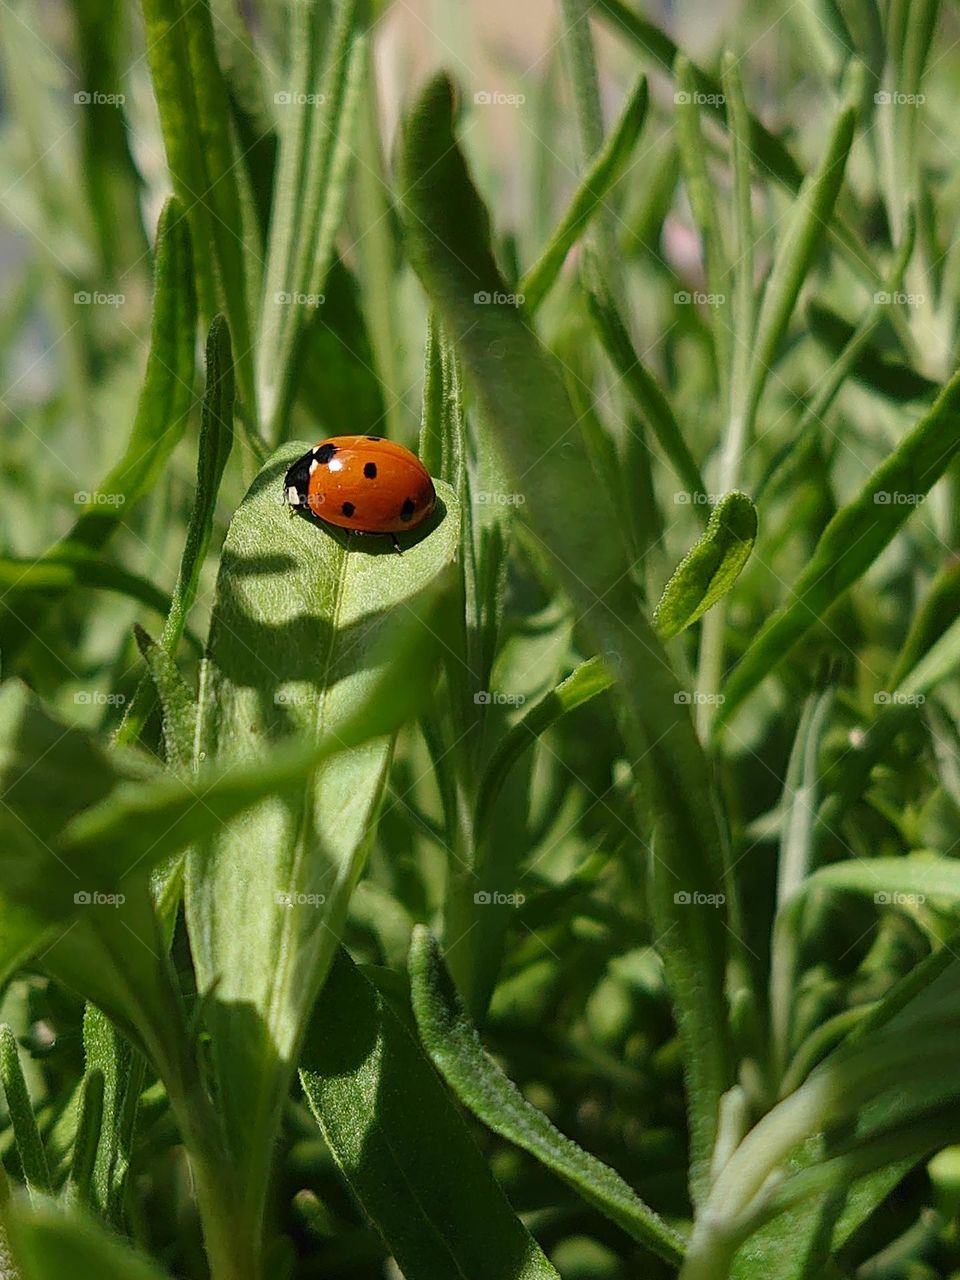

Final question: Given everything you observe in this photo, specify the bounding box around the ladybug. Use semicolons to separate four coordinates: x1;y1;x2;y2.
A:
284;435;437;551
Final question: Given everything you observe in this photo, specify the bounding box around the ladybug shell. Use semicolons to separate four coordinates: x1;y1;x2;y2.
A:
285;436;436;535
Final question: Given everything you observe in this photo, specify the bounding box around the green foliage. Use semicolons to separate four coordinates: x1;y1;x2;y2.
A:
4;2;960;1279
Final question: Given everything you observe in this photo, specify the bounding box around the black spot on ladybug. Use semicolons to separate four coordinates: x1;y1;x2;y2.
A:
400;497;416;522
341;501;356;518
314;442;337;464
363;462;377;479
366;435;382;441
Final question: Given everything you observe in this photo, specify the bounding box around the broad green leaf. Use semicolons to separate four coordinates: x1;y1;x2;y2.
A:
117;315;234;748
5;1195;172;1280
0;1026;51;1199
409;929;685;1267
184;442;460;1236
397;70;733;1204
0;200;197;664
300;946;561;1280
61;581;458;870
519;72;648;313
139;0;256;417
653;493;758;639
719;361;960;727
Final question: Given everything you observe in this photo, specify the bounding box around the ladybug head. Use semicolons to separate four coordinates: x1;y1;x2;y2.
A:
283;453;313;508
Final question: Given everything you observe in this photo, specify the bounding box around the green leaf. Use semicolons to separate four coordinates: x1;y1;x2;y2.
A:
739;66;861;438
519;72;648;314
0;1026;51;1199
653;493;758;639
257;0;368;440
806;300;936;404
397;70;733;1205
139;0;256;418
82;1007;140;1227
116;315;234;748
0;200;197;664
587;285;706;502
718;361;960;727
65;1071;104;1209
5;1195;172;1280
300;946;561;1280
475;655;614;838
128;627;197;770
183;442;460;1234
409;929;685;1266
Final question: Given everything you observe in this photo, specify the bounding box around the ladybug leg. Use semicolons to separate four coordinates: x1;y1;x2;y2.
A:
391;534;402;554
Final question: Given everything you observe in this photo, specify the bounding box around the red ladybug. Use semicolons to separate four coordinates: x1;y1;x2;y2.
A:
284;435;436;550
